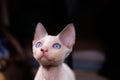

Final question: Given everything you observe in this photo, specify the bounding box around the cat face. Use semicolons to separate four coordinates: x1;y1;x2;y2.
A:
32;23;75;67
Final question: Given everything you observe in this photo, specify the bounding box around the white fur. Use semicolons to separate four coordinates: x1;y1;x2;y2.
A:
33;23;76;80
33;36;76;80
34;63;75;80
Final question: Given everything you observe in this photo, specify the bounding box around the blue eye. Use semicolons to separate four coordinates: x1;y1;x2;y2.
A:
35;42;42;48
53;43;61;49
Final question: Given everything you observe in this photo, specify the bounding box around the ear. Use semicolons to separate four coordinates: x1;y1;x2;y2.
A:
33;22;48;44
58;23;75;49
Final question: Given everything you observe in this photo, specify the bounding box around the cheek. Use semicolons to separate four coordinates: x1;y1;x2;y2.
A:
33;47;41;60
49;49;65;61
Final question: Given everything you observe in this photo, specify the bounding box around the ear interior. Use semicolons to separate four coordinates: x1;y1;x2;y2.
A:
33;22;48;44
58;23;75;49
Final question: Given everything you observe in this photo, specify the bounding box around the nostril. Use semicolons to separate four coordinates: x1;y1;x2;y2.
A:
41;48;44;52
40;46;48;52
40;48;48;52
45;49;48;52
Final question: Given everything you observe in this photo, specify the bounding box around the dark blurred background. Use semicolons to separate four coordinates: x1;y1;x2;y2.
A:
0;0;114;80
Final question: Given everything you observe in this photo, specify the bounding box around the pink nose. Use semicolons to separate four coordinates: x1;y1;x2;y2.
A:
41;48;48;52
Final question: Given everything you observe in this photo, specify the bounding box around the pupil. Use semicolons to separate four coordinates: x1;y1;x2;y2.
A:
55;45;59;48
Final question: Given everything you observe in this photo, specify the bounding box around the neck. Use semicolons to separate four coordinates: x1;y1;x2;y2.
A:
40;64;63;80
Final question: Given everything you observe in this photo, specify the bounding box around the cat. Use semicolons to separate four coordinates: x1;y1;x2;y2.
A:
32;22;76;80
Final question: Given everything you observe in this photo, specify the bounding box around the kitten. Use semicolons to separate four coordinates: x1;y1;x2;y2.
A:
32;22;76;80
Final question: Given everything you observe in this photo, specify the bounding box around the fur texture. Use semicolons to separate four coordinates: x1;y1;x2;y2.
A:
32;23;76;80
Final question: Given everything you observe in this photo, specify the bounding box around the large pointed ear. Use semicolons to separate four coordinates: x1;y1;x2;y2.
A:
33;22;48;44
58;23;76;49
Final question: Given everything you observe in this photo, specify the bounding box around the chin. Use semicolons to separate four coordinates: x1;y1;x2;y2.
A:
40;60;62;67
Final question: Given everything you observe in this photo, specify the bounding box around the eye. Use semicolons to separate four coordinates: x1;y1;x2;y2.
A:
35;42;42;48
53;43;61;49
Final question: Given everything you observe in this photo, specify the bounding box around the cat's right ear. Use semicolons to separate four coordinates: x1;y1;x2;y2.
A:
33;23;48;44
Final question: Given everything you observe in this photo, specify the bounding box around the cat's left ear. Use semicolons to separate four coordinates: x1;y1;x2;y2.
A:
58;23;76;49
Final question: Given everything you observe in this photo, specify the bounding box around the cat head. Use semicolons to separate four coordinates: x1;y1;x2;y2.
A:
32;23;75;67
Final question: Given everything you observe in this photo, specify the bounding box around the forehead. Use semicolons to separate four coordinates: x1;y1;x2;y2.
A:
42;35;59;43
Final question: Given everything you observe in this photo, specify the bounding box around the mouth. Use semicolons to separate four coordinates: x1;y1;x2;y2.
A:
40;54;48;59
39;54;60;66
40;53;49;61
39;54;51;66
